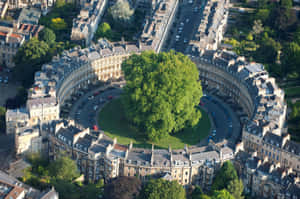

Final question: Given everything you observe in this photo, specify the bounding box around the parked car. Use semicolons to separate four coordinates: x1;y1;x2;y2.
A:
93;91;100;96
107;95;114;100
88;95;94;100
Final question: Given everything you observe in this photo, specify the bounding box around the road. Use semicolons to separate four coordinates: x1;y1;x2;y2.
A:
68;85;241;146
201;94;241;144
0;134;14;170
166;0;206;53
68;86;123;129
0;70;20;106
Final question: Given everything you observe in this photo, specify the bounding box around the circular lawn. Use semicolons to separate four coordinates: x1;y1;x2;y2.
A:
98;98;211;149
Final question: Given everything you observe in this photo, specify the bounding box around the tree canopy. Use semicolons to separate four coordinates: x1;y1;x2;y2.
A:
14;37;49;65
227;179;244;199
55;0;66;8
95;22;112;40
50;17;67;31
0;106;5;133
39;28;56;44
211;161;238;191
122;51;203;141
104;176;141;199
14;37;50;86
282;42;300;75
109;0;134;24
211;190;234;199
139;179;186;199
49;156;79;181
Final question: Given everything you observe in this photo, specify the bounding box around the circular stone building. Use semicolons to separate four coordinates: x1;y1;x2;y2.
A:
5;40;299;189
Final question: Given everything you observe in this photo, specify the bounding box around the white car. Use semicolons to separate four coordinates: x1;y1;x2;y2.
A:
212;129;216;136
88;95;94;100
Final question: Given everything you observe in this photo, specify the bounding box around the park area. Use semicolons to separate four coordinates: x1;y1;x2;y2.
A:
98;99;211;149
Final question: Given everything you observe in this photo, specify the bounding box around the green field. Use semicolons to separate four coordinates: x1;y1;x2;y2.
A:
98;99;211;149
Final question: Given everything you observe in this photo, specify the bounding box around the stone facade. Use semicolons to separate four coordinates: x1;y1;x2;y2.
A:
0;21;43;68
235;151;300;199
188;0;229;52
70;0;107;46
46;120;233;187
4;0;300;195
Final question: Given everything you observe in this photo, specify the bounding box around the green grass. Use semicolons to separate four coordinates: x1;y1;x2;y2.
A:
284;86;300;98
98;99;211;149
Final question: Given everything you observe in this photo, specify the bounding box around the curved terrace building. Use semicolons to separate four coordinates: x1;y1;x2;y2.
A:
6;39;299;172
4;38;300;198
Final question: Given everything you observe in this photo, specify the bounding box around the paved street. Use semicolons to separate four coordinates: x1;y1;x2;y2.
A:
67;84;123;129
0;134;14;170
166;0;206;53
0;70;20;106
67;83;241;146
201;94;241;144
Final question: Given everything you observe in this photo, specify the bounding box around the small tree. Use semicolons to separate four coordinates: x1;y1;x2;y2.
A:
212;189;234;199
104;176;141;199
282;42;300;75
109;0;134;24
252;20;264;36
0;106;5;133
211;161;238;191
39;28;56;44
49;156;79;181
139;179;186;199
50;18;67;31
55;0;66;8
227;179;244;199
95;22;112;40
280;0;293;9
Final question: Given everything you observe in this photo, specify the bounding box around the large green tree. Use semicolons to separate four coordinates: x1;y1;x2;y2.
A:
81;180;104;199
282;42;300;75
49;156;79;181
211;161;238;191
50;17;67;31
95;22;112;40
227;179;244;199
39;28;56;44
14;38;50;86
211;189;234;199
139;179;186;199
122;51;202;141
14;38;49;65
104;176;141;199
255;33;281;64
